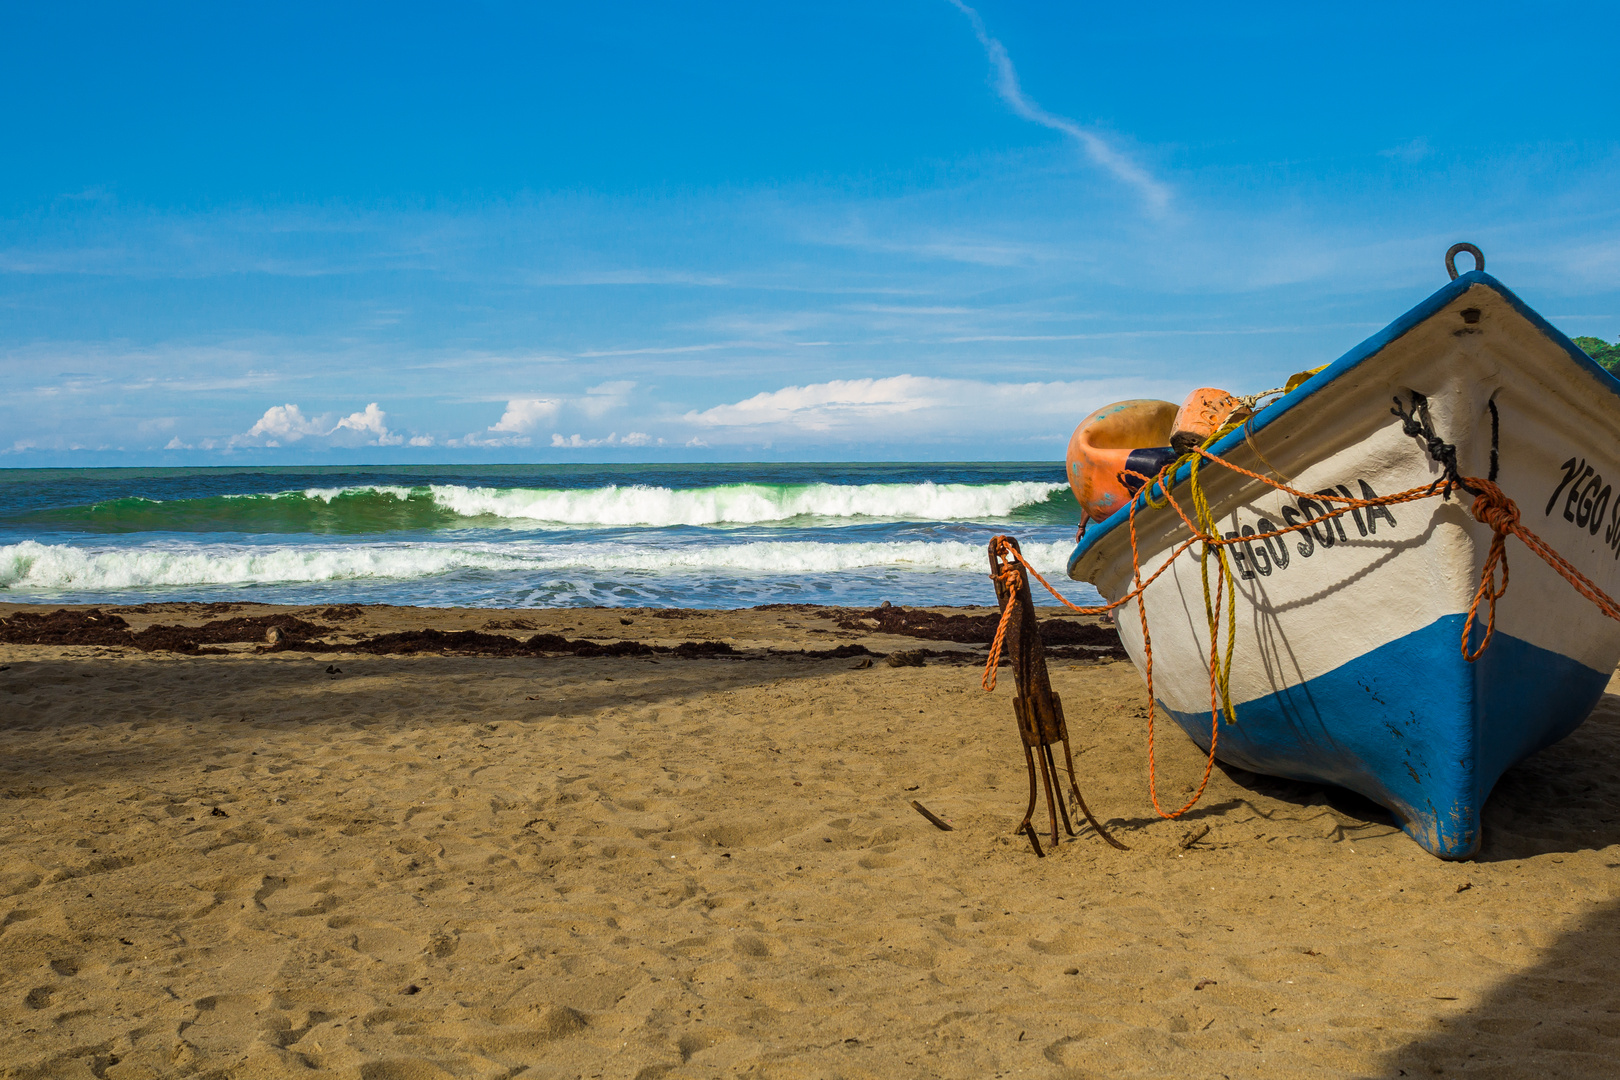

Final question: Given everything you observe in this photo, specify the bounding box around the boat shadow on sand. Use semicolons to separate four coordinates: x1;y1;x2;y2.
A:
1375;898;1620;1078
1203;690;1620;1076
1170;685;1620;859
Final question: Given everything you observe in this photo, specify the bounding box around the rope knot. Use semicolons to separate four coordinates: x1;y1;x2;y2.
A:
1468;480;1519;535
982;535;1022;692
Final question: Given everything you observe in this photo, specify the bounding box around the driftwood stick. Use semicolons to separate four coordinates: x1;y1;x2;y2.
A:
910;800;954;831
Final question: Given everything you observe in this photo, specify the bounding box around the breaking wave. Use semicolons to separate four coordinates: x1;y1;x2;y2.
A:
18;480;1072;534
0;537;1079;593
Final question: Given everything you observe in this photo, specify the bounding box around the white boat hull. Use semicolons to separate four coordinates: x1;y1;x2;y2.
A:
1068;272;1620;857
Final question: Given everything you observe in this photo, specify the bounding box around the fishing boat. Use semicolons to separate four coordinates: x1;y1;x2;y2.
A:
1064;249;1620;858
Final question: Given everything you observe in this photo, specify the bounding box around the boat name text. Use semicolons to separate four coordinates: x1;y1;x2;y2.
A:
1545;456;1620;559
1221;479;1398;580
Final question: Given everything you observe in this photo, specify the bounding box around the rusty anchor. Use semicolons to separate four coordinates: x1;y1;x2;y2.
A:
988;535;1128;853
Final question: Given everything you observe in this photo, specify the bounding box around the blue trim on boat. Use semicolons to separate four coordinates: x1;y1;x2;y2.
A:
1159;614;1606;858
1068;271;1620;577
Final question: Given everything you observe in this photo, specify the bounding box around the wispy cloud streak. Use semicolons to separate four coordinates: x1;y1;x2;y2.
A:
947;0;1170;216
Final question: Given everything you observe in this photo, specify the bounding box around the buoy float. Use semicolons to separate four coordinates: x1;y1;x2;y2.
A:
1171;388;1249;454
1065;399;1178;521
1066;389;1247;521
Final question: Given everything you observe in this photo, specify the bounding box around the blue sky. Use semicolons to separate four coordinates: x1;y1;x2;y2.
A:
3;1;1617;464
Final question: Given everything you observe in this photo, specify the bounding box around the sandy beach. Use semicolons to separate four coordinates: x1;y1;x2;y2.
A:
1;601;1617;1079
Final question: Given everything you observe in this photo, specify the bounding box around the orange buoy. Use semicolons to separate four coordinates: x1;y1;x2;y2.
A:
1065;400;1178;521
1170;388;1249;454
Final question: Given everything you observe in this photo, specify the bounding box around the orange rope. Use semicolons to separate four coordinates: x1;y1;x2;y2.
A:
1464;478;1620;658
983;450;1620;821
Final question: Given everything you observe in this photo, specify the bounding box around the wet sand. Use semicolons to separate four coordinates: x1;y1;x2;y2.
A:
1;602;1617;1079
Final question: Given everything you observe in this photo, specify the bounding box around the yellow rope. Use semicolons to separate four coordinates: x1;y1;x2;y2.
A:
1130;378;1327;733
1188;430;1239;727
1139;414;1258;729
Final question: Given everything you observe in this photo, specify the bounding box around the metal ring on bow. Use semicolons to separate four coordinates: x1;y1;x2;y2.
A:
1446;242;1485;281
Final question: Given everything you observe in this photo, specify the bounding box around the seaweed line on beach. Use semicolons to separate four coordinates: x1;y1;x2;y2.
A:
834;603;1122;648
0;609;337;654
0;606;1126;663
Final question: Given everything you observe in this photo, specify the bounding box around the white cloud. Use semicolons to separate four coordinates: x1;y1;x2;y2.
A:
447;398;559;447
453;390;640;448
408;434;435;447
232;401;408;447
948;0;1170;216
331;403;404;446
450;433;530;448
489;397;560;433
682;374;1186;445
235;403;326;446
685;375;946;431
550;431;654;449
580;380;636;418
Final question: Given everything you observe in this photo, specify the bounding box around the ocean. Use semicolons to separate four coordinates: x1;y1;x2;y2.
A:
0;463;1102;610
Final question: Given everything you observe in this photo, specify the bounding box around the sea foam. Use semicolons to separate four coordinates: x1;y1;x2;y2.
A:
0;537;1079;592
421;480;1066;527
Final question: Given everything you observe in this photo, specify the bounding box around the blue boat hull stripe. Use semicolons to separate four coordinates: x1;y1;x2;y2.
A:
1161;614;1606;858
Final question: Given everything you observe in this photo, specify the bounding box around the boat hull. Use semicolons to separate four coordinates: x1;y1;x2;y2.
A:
1068;272;1620;858
1161;617;1604;856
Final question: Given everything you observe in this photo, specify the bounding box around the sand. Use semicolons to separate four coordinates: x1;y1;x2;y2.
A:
1;601;1618;1079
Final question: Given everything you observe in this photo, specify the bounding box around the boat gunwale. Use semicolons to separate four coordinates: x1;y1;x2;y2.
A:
1067;269;1620;580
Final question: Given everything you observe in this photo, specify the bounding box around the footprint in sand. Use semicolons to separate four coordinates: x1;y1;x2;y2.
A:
358;1060;458;1080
